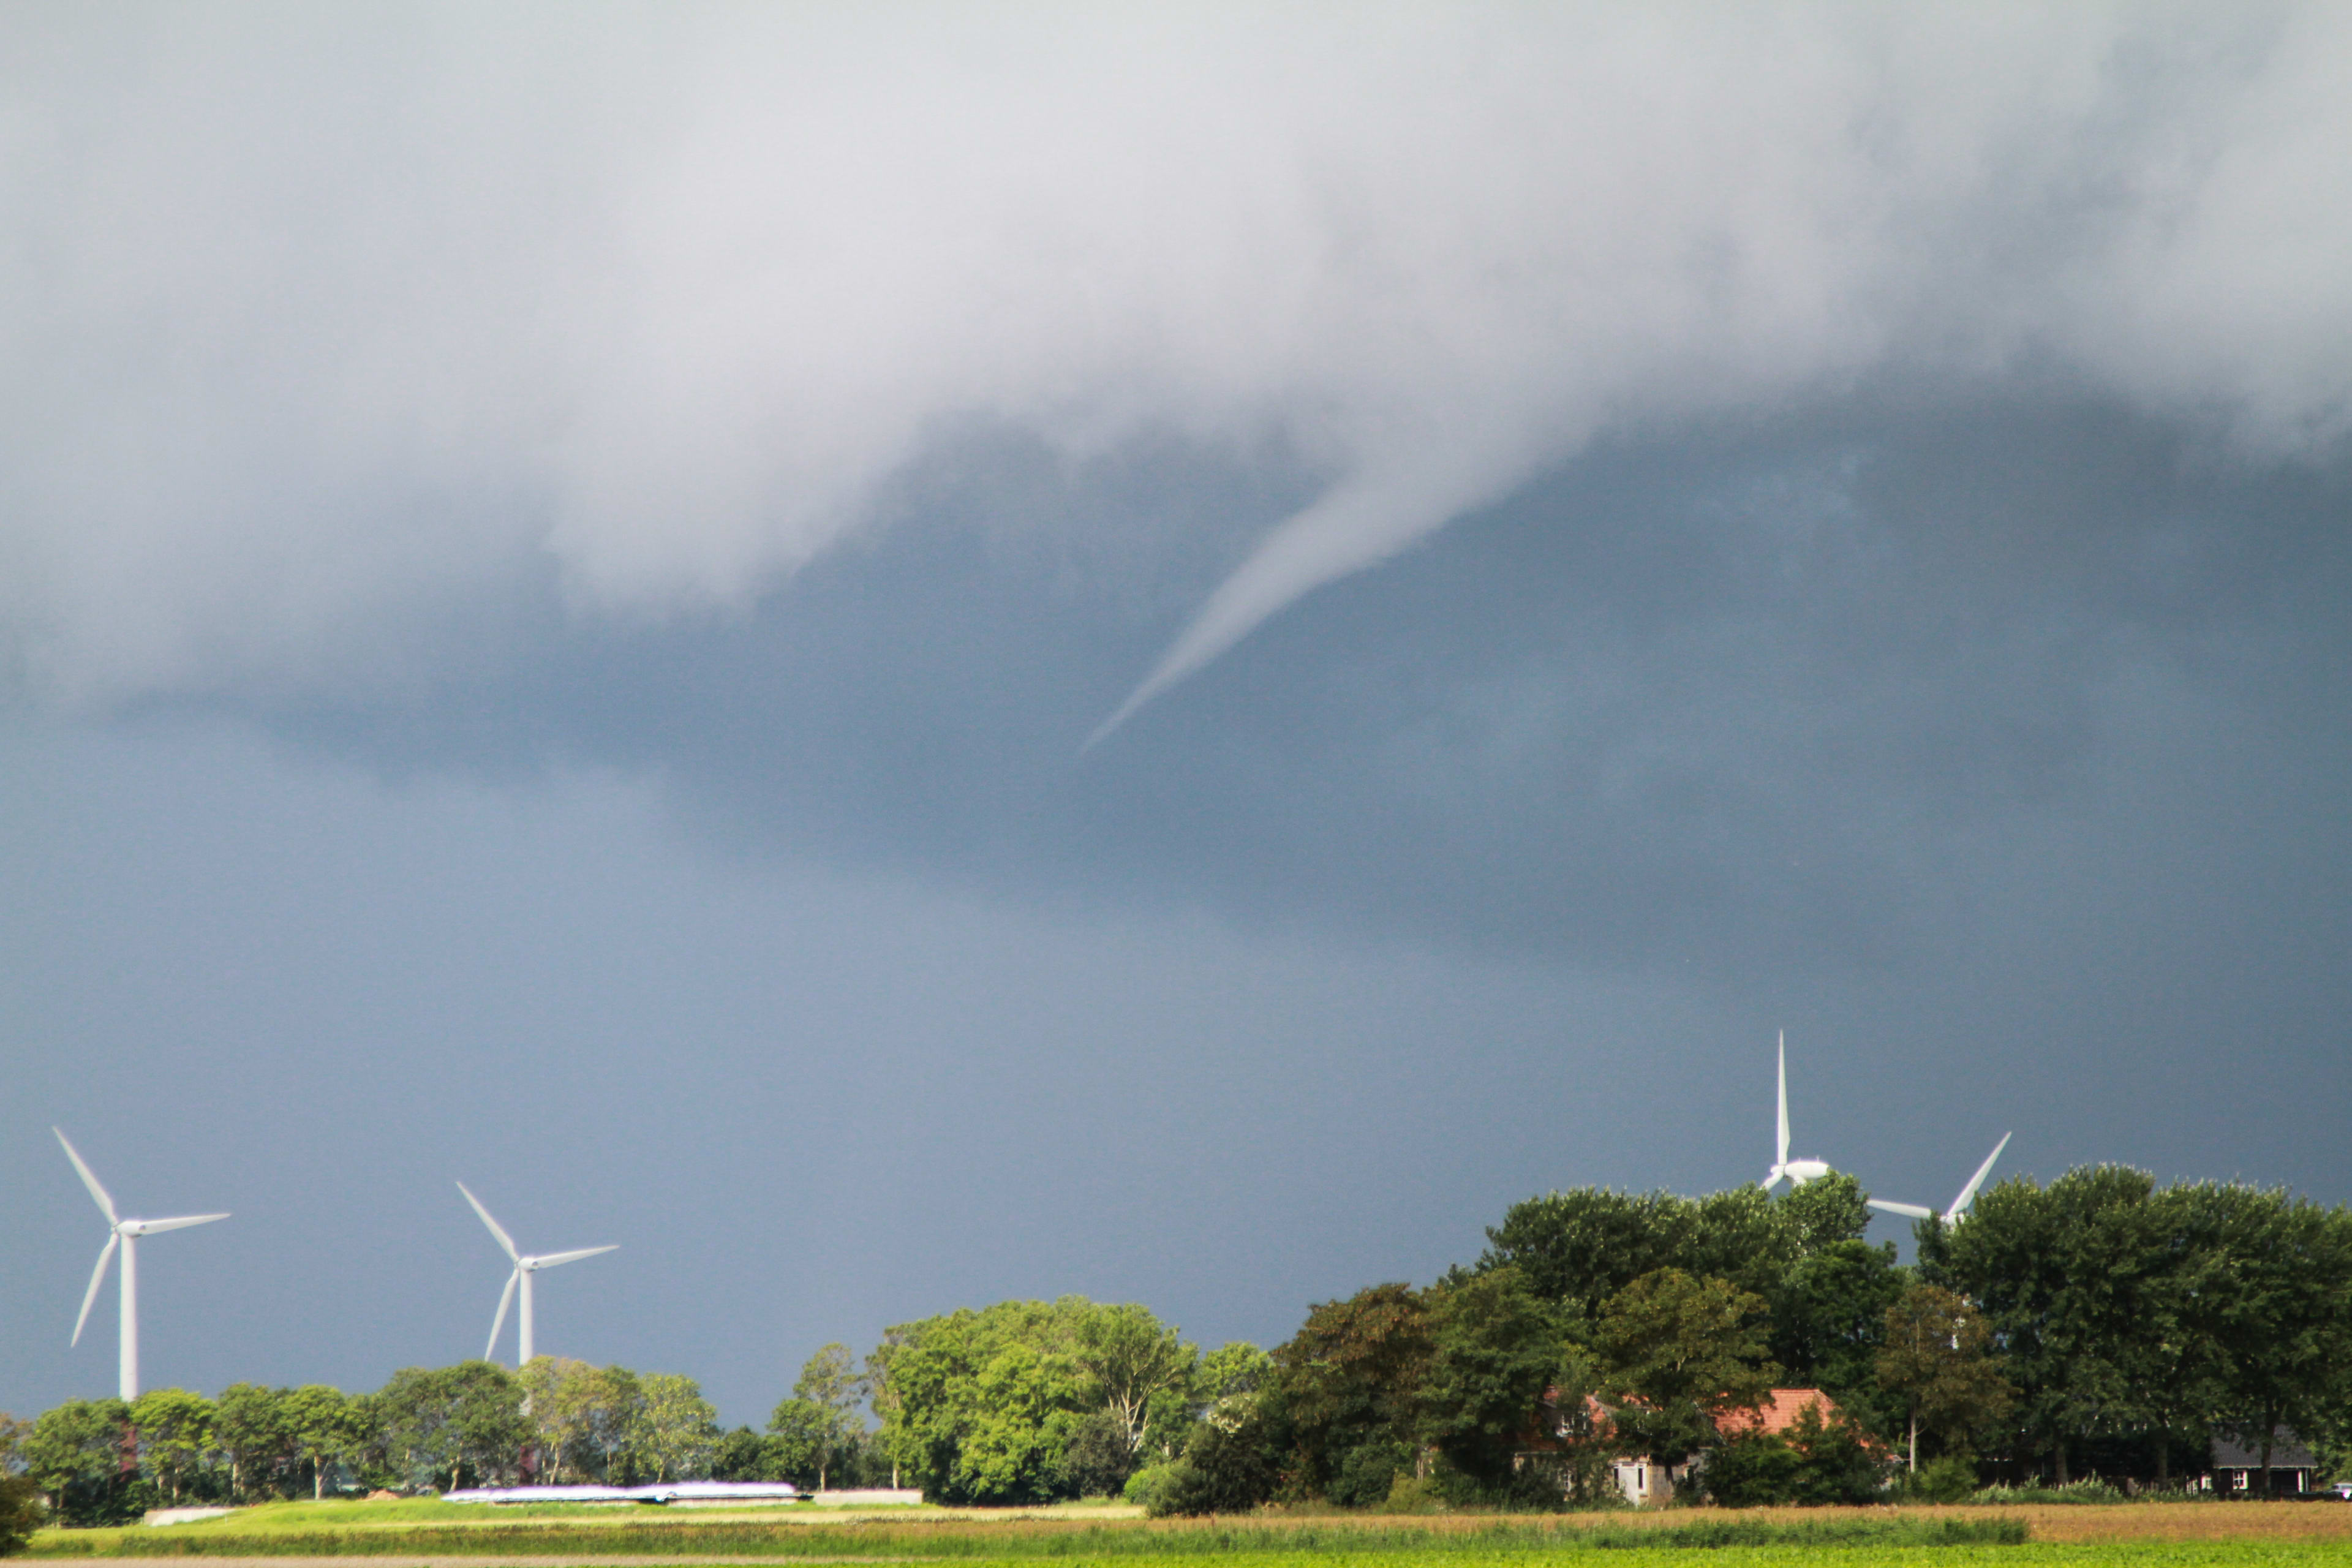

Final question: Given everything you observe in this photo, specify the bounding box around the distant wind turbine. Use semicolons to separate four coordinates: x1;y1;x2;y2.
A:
55;1128;230;1401
1868;1133;2013;1226
1759;1031;1834;1191
457;1182;617;1366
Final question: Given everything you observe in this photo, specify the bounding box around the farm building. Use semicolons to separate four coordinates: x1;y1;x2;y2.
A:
2207;1428;2318;1495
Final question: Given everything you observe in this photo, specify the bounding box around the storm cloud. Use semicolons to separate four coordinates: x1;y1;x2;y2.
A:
4;4;2348;714
3;4;2349;1427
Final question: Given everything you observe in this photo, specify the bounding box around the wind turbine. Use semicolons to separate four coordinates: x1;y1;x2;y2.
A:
1868;1133;2013;1226
1759;1031;1834;1191
457;1183;616;1366
55;1128;230;1401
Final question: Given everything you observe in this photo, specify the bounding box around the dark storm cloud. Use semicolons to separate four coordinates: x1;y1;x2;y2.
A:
248;383;2352;990
4;5;2349;717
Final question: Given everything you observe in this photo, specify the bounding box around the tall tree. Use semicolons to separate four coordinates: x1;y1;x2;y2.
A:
1414;1267;1563;1488
2195;1186;2352;1497
21;1400;136;1527
129;1389;215;1505
213;1384;293;1501
1875;1282;2013;1472
1269;1283;1434;1502
280;1385;360;1500
635;1374;718;1483
1590;1268;1774;1463
1072;1306;1196;1456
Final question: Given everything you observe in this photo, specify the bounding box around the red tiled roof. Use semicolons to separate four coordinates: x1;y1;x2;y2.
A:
1713;1388;1843;1439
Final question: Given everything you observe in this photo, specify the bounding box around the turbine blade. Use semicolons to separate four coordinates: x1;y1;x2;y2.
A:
54;1129;119;1225
1946;1132;2013;1220
1868;1199;1936;1220
457;1183;519;1261
1775;1031;1790;1170
486;1268;519;1361
134;1213;230;1235
529;1245;618;1270
72;1234;120;1347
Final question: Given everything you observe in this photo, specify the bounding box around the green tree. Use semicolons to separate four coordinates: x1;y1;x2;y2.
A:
764;1399;849;1489
0;1415;46;1555
214;1384;293;1501
129;1388;216;1504
1073;1305;1197;1457
1268;1283;1434;1502
1769;1238;1902;1422
519;1360;639;1484
21;1399;137;1526
785;1344;867;1490
1414;1267;1562;1490
2194;1186;2352;1497
375;1362;527;1491
1591;1268;1775;1463
281;1385;361;1500
870;1297;1153;1504
1874;1282;2013;1472
1702;1400;1885;1506
635;1374;718;1482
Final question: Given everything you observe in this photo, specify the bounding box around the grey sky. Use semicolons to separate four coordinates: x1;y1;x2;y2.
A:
3;5;2348;1428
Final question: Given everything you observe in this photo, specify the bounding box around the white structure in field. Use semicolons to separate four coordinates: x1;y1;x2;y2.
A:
457;1182;617;1366
54;1128;230;1401
1868;1131;2013;1226
1758;1031;1833;1191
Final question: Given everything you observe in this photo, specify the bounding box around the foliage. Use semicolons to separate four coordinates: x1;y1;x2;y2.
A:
1073;1306;1197;1457
1698;1400;1884;1506
1874;1281;2012;1472
1891;1453;1978;1501
129;1389;214;1505
1590;1269;1774;1461
1267;1283;1432;1503
0;1415;40;1556
371;1361;528;1491
518;1359;640;1485
23;1399;141;1526
635;1374;719;1483
1415;1267;1564;1490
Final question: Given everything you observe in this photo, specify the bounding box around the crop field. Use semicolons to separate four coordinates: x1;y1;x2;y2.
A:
25;1501;2352;1567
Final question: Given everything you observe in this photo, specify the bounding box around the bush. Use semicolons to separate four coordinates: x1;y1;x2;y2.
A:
1895;1454;1979;1502
1328;1439;1412;1508
0;1475;45;1556
1139;1420;1279;1517
1696;1404;1887;1506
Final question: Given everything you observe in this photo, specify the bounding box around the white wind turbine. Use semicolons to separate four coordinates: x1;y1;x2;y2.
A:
55;1128;230;1401
1868;1132;2013;1226
457;1183;617;1367
1759;1031;1834;1191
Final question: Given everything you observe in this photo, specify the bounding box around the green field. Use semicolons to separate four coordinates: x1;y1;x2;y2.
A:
28;1499;2352;1566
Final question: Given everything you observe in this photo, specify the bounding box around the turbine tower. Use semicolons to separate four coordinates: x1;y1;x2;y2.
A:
1759;1031;1833;1190
55;1128;230;1401
1868;1132;2013;1226
457;1182;617;1366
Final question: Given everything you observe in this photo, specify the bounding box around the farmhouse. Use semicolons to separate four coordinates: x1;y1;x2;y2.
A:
2207;1428;2318;1495
1523;1387;1864;1506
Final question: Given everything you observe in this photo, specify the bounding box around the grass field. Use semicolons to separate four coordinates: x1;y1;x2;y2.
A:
27;1499;2352;1566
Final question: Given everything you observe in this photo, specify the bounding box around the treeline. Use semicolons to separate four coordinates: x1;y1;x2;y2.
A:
10;1167;2350;1525
850;1172;2352;1512
2;1351;895;1528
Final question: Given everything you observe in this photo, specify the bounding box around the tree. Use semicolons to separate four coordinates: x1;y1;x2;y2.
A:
1268;1283;1434;1502
785;1344;867;1491
519;1360;639;1484
129;1389;216;1505
1414;1267;1563;1490
1072;1305;1196;1457
281;1385;361;1500
1591;1268;1774;1463
765;1399;851;1490
214;1384;293;1501
1874;1283;2013;1472
2195;1187;2352;1497
0;1414;46;1555
21;1399;137;1527
635;1374;718;1483
1703;1400;1885;1506
1769;1238;1902;1423
375;1362;527;1491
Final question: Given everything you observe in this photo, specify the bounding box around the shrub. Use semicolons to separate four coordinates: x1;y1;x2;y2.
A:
1895;1454;1978;1502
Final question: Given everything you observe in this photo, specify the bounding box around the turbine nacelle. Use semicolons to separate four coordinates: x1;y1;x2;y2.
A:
457;1182;616;1366
1757;1032;1841;1193
55;1128;228;1400
1764;1158;1833;1189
